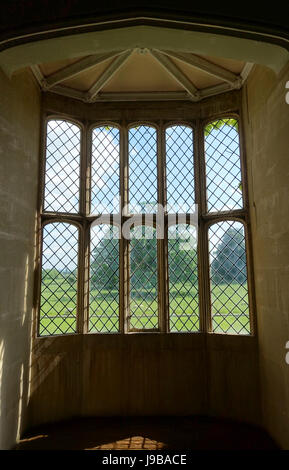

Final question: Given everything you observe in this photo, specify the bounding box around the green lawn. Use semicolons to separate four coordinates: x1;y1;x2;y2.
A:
39;277;250;336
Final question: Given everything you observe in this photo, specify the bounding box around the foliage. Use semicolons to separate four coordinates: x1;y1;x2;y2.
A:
90;232;198;293
42;268;60;280
204;118;238;136
90;237;119;290
211;227;246;285
168;237;198;285
42;268;76;283
130;237;157;290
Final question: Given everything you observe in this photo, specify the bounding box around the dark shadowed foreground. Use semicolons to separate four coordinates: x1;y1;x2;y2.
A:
15;416;278;450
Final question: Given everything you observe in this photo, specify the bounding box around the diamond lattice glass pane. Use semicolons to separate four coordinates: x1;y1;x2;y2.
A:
89;224;119;333
166;126;195;213
208;221;250;334
129;226;158;330
44;120;81;213
129;126;157;213
168;224;199;332
39;223;79;336
205;119;243;212
91;127;120;214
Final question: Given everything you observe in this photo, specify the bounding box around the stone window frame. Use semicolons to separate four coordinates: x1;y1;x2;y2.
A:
34;91;256;337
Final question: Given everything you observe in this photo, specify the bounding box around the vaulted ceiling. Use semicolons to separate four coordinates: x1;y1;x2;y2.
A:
31;48;252;102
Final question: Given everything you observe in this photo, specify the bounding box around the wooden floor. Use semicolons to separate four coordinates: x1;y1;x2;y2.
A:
15;416;278;450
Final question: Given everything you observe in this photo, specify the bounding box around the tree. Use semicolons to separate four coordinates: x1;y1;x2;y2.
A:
90;227;198;295
130;237;157;290
42;268;60;280
211;227;246;285
168;237;198;285
90;237;119;291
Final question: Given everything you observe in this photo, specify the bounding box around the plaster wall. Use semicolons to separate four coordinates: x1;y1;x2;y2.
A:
0;68;40;449
243;63;289;449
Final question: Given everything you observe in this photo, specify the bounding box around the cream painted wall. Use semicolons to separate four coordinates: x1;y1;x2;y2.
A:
243;63;289;449
0;68;40;449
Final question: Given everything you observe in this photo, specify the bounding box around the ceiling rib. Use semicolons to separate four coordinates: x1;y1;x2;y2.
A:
43;50;128;89
149;49;200;101
241;62;254;82
49;84;88;101
46;82;240;103
199;82;232;98
91;91;190;101
30;64;44;87
161;50;241;87
31;50;253;103
86;50;133;102
48;84;235;102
